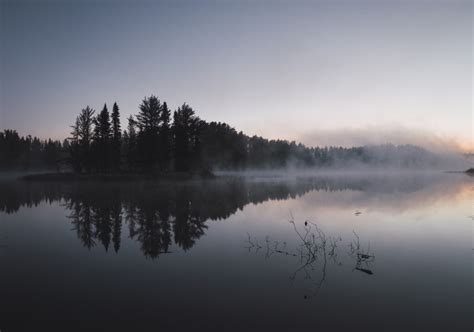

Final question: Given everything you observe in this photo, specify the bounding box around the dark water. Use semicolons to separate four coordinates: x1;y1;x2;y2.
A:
0;173;472;331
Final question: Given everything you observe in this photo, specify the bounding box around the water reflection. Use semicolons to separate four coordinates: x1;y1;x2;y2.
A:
245;220;376;299
0;173;470;259
0;173;471;331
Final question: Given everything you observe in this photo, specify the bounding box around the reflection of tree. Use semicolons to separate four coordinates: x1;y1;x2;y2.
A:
173;188;207;251
124;202;138;239
68;200;95;249
0;174;457;258
93;205;112;251
130;201;171;259
2;174;464;214
111;198;122;253
62;184;212;258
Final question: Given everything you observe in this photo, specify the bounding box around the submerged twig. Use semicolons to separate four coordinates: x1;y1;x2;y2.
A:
245;219;376;300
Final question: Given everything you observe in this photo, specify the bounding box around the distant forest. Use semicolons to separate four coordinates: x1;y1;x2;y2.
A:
0;95;443;172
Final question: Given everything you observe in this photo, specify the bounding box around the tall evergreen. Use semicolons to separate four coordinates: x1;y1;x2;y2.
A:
125;115;138;172
159;101;171;171
93;104;111;172
172;103;201;172
111;102;122;171
95;104;111;140
70;106;95;172
136;95;162;172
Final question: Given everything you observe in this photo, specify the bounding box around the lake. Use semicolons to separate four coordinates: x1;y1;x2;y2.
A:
0;172;472;331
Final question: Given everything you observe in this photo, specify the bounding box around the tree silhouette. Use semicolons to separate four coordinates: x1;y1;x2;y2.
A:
200;122;247;169
0;130;23;169
158;101;171;171
123;115;138;172
136;95;162;172
111;102;122;172
70;106;95;172
172;103;201;172
2;94;446;174
0;130;65;171
92;104;112;173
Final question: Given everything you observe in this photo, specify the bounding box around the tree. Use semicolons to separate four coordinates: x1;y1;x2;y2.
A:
70;106;95;172
199;122;247;169
172;103;201;172
158;101;171;171
0;130;19;169
43;139;60;169
92;104;111;173
124;115;138;172
136;95;162;172
111;102;122;171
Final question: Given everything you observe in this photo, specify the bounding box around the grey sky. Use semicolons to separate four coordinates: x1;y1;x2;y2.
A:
1;0;471;150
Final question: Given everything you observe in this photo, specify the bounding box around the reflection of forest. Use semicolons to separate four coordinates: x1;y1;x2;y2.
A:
0;174;468;258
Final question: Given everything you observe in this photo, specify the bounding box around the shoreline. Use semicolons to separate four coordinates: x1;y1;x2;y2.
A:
15;168;474;182
20;171;216;182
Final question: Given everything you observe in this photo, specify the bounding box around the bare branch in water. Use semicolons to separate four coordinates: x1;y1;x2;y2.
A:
245;220;376;300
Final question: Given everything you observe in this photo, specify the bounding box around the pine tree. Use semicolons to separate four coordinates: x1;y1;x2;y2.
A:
172;103;201;172
70;106;95;172
93;104;111;172
136;95;162;172
136;96;161;133
111;102;122;171
159;101;171;171
125;115;137;172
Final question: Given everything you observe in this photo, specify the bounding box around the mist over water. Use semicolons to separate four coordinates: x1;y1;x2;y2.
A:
296;127;473;172
300;127;472;154
0;172;472;330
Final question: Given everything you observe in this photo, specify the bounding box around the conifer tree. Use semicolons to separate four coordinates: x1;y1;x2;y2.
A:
93;104;111;172
159;101;171;171
172;103;200;171
70;106;95;172
136;96;161;171
111;102;122;171
125;115;137;172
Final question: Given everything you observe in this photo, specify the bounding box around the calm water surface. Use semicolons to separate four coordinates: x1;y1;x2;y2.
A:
0;173;472;331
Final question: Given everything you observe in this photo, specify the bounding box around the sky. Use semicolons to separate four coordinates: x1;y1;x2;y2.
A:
1;0;472;151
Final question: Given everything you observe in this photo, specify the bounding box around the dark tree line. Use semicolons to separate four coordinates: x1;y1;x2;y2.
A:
1;94;442;173
65;95;380;173
68;97;203;173
0;129;66;170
